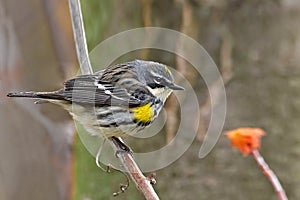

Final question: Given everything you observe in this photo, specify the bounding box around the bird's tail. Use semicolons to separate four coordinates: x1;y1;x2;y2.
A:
7;91;64;100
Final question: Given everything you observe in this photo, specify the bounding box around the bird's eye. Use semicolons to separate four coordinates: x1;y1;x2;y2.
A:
148;83;164;89
155;77;163;82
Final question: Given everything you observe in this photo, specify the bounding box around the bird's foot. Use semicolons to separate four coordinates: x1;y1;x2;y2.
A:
111;136;133;157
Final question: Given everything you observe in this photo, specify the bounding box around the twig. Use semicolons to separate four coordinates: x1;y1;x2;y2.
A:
68;0;93;75
226;128;287;199
110;138;159;199
68;0;159;199
251;150;288;200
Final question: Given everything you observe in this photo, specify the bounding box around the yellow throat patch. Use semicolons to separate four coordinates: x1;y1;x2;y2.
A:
132;103;154;123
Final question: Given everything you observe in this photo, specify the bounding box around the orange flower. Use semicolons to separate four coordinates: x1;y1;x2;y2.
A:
226;128;265;155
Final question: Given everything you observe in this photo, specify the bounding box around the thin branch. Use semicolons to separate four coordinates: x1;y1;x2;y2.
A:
110;138;159;200
68;0;159;199
68;0;93;75
251;150;288;200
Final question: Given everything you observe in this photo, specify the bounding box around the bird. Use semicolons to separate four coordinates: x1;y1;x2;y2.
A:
7;60;184;152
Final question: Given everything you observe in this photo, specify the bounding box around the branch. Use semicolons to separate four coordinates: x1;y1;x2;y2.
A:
109;138;159;200
251;150;288;200
68;0;159;199
68;0;92;75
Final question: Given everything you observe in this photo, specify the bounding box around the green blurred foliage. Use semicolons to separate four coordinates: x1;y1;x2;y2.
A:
81;0;114;50
74;134;144;200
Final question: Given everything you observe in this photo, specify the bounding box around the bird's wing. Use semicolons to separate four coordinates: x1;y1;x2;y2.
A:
62;74;156;107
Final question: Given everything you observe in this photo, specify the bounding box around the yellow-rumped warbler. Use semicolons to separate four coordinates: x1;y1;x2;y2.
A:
7;60;183;150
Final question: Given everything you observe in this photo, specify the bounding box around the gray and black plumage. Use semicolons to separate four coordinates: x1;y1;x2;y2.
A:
7;60;184;139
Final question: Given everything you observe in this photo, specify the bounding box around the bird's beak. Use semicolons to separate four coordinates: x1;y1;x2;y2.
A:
169;83;185;90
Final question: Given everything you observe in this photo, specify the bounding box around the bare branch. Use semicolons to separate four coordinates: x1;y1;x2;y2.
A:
68;0;93;75
251;150;288;200
68;0;159;199
109;138;159;200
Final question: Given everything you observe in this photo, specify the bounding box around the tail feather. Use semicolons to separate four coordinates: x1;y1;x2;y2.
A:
7;91;65;100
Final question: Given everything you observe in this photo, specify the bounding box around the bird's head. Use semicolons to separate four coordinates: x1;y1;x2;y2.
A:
134;60;184;102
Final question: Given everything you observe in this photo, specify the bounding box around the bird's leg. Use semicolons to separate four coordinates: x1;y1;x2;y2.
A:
110;136;133;157
96;137;130;196
95;138;111;173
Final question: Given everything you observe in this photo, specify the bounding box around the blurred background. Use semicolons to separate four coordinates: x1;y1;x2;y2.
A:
1;0;300;199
